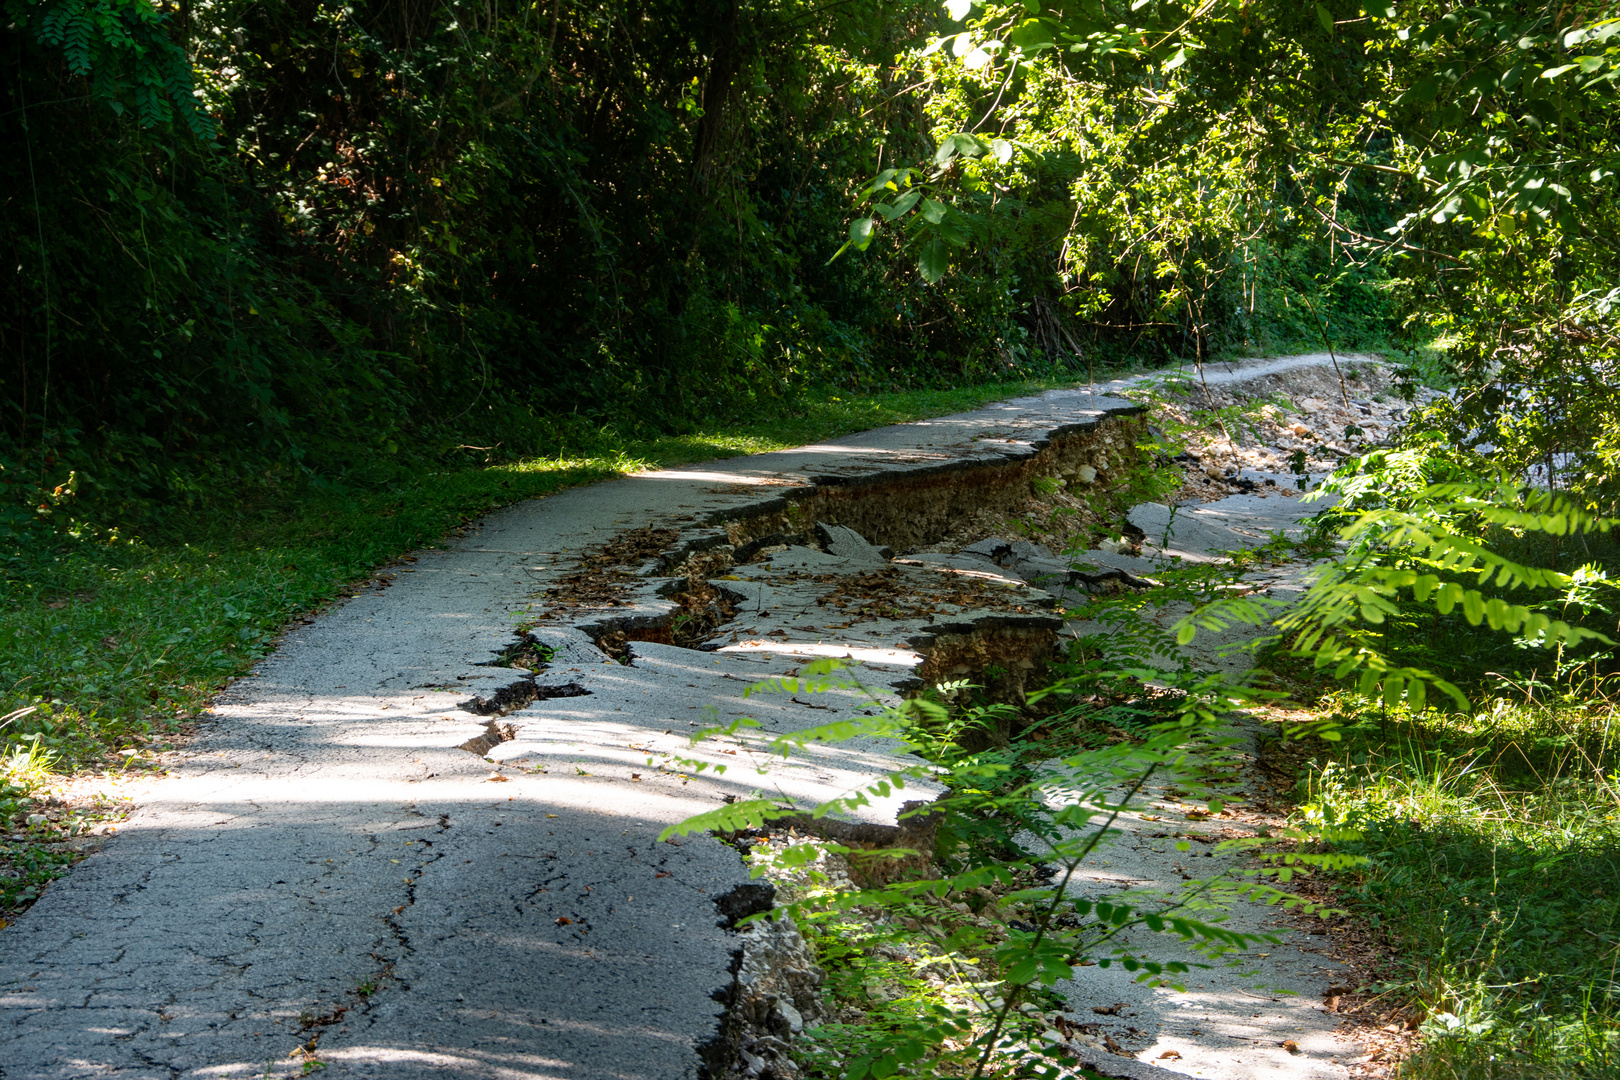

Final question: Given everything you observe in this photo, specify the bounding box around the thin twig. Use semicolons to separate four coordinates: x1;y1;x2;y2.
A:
1298;291;1351;409
969;763;1159;1079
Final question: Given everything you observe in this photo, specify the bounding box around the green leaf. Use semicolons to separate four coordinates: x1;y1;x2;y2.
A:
1432;195;1463;224
1008;17;1055;52
951;133;989;158
1315;4;1334;34
917;236;950;283
876;190;922;221
858;169;900;199
945;0;973;19
658;798;782;840
1007;956;1041;984
848;217;877;251
1399;75;1441;104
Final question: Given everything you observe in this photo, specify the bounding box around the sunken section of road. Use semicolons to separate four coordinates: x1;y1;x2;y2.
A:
0;355;1384;1078
0;377;1151;1078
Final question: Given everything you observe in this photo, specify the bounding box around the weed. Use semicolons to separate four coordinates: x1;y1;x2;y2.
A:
667;654;1357;1079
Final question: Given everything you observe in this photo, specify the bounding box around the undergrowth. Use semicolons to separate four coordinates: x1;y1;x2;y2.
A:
1305;687;1620;1078
665;587;1353;1079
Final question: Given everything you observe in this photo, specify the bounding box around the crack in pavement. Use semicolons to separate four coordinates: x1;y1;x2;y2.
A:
0;356;1374;1078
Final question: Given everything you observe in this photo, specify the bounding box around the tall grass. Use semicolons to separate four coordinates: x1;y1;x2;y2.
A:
1307;689;1620;1078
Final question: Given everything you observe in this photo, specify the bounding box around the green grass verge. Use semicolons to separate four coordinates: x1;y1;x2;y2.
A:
1308;692;1620;1079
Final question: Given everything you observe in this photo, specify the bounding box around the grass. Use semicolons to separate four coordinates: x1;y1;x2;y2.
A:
1304;690;1620;1078
0;376;1095;913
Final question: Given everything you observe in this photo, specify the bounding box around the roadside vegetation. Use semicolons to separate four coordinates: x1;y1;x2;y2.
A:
659;395;1620;1079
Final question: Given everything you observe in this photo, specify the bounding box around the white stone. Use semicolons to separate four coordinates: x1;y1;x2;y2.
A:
777;1000;804;1034
1075;464;1097;484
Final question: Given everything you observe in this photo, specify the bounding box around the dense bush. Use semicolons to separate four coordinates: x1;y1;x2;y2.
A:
0;0;1425;542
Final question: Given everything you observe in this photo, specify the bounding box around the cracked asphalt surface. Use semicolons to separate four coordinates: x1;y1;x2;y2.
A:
0;355;1375;1079
1;382;1144;1078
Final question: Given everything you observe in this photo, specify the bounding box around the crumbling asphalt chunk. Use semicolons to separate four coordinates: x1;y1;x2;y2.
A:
712;881;777;930
814;521;892;565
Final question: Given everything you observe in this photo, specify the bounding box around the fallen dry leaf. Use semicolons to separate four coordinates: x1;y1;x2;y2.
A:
1282;1040;1301;1054
485;772;510;782
1157;1049;1182;1061
556;916;573;925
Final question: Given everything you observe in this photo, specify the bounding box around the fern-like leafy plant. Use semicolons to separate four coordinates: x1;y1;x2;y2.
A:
1177;444;1620;710
663;658;1359;1079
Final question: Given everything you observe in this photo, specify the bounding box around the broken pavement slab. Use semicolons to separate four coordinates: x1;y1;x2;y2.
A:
0;353;1387;1078
0;380;1147;1078
1129;494;1334;565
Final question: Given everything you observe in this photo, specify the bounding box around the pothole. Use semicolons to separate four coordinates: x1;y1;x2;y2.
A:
479;633;552;671
457;719;517;755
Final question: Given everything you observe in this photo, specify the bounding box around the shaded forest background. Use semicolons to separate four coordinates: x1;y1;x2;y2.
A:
1;0;1451;540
